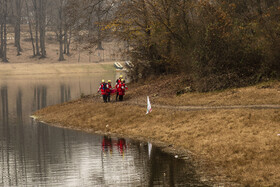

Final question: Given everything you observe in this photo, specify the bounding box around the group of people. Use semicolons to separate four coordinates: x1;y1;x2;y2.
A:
97;75;128;103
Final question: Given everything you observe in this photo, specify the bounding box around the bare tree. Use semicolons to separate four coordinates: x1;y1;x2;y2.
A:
58;0;64;61
63;25;67;54
65;0;115;49
65;26;71;55
0;0;3;58
63;0;71;55
38;0;46;58
96;1;103;51
25;0;35;56
14;0;23;56
2;0;8;62
32;0;40;56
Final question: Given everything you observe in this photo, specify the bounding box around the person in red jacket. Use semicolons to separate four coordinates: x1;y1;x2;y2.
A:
106;80;112;102
97;79;108;103
118;79;128;101
116;75;123;84
115;81;121;101
115;75;123;101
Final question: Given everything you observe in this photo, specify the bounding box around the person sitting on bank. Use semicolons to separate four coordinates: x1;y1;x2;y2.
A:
97;79;108;103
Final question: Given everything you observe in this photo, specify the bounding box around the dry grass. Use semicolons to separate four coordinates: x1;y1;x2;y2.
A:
1;35;117;77
126;77;280;106
4;29;126;66
34;80;280;186
0;62;114;77
5;37;83;64
155;82;280;106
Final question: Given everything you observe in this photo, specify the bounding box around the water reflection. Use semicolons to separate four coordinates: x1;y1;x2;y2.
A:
33;86;47;110
1;85;9;125
16;89;23;124
1;85;11;186
60;84;71;103
15;88;27;186
102;136;112;153
0;75;208;186
117;138;127;156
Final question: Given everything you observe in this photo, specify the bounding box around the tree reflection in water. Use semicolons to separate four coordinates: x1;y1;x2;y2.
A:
33;85;47;110
60;84;71;103
100;136;208;186
0;77;208;186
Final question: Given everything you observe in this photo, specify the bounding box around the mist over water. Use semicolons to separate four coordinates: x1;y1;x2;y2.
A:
0;74;207;186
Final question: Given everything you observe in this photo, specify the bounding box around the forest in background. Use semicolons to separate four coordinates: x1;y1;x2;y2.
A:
0;0;280;91
0;0;116;63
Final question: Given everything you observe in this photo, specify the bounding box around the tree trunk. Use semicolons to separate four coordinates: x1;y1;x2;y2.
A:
10;0;16;47
0;0;4;58
33;0;40;56
58;0;64;61
0;22;3;58
39;0;46;58
15;0;23;56
2;0;8;62
63;27;67;54
25;0;35;56
66;27;71;55
96;2;102;50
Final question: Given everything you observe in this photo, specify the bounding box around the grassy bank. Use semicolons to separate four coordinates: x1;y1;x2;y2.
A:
0;62;115;78
34;76;280;186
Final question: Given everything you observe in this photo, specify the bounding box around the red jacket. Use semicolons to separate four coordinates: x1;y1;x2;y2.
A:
98;83;108;95
116;78;121;84
106;84;112;94
115;83;121;93
117;83;128;95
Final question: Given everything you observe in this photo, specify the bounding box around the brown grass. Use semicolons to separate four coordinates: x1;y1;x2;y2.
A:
34;79;280;186
0;62;114;77
5;36;83;64
1;35;117;77
155;82;280;106
126;77;280;106
4;29;125;65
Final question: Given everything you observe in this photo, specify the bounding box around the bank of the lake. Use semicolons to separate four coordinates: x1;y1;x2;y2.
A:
34;76;280;186
0;62;115;77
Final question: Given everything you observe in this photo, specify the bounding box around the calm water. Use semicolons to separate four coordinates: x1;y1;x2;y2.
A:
0;73;207;186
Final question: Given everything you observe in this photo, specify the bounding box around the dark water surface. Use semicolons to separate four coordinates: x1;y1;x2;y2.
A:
0;74;207;186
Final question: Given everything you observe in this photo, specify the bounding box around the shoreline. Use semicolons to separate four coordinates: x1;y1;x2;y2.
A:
30;114;190;157
33;80;280;186
31;104;219;186
0;62;116;77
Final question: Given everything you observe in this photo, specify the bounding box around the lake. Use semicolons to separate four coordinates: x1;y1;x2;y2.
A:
0;72;208;186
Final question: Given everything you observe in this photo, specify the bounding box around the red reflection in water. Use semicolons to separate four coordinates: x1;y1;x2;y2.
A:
102;137;127;156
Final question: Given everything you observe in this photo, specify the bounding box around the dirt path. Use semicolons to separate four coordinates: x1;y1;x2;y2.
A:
127;101;280;111
104;93;280;111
